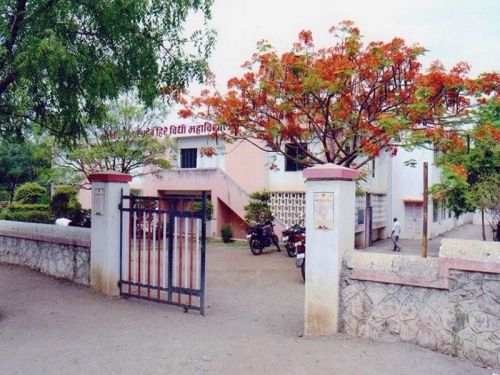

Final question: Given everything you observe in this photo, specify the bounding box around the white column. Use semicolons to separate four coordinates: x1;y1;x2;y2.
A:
89;172;132;296
303;164;359;335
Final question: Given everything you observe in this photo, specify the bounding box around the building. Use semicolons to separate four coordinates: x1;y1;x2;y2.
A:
80;122;471;244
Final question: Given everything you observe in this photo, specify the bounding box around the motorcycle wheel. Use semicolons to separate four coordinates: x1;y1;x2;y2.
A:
301;259;305;282
286;243;296;258
249;238;263;255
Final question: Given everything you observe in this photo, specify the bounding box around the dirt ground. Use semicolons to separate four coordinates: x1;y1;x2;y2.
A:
0;244;492;375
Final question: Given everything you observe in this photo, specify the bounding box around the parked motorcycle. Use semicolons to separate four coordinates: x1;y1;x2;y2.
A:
246;221;281;255
282;224;305;258
294;230;306;281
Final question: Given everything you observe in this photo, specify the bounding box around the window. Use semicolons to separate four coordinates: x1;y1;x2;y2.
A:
180;148;197;168
357;208;365;225
285;143;308;172
441;207;447;221
433;200;439;222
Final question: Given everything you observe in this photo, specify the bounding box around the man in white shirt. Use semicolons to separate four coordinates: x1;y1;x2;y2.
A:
391;217;402;252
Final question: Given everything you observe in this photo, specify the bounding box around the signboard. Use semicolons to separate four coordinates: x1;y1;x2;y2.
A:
93;188;105;216
313;192;334;230
111;122;228;139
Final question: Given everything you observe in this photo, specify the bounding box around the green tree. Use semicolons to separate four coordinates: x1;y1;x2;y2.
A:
244;191;274;226
431;99;500;240
0;138;51;201
0;0;215;140
470;175;500;240
56;93;173;186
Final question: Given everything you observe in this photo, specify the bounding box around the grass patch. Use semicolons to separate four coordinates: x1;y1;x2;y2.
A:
207;237;249;249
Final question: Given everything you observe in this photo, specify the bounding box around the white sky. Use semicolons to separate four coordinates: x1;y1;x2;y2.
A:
172;0;499;122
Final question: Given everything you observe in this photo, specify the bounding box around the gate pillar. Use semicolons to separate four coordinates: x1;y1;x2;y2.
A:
89;171;132;296
303;164;359;336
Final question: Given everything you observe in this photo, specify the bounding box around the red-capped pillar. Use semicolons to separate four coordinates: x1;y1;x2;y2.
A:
302;164;359;336
89;171;132;296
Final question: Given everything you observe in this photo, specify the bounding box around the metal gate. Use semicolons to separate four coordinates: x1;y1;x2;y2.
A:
118;191;207;315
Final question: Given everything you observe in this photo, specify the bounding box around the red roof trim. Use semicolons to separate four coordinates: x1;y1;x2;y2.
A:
88;172;132;183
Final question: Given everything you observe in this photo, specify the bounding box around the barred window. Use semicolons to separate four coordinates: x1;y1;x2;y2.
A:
180;148;197;168
285;144;308;172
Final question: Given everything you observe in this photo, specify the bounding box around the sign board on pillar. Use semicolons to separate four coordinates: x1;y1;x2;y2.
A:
313;192;334;230
93;188;105;216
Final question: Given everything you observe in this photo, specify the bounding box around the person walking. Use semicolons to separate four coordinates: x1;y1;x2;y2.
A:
391;217;402;252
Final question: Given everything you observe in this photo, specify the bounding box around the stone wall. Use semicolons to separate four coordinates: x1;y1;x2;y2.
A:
0;220;90;285
341;239;500;369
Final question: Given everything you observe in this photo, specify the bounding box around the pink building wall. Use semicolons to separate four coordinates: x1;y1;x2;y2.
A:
142;168;252;239
78;188;92;210
225;140;267;194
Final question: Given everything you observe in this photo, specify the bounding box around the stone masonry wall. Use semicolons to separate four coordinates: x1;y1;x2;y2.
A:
340;239;500;369
0;220;90;285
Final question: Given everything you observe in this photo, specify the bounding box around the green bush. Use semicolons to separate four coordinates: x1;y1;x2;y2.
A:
50;185;81;219
244;191;274;226
0;190;9;202
7;203;51;211
220;224;233;243
190;200;213;220
0;206;54;224
13;182;48;204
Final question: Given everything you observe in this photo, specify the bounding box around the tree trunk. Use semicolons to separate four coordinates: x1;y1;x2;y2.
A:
481;208;486;241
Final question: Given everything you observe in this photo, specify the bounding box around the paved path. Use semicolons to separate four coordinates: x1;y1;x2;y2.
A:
0;245;490;375
363;223;495;257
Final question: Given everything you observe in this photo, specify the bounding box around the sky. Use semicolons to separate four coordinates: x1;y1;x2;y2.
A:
172;0;499;123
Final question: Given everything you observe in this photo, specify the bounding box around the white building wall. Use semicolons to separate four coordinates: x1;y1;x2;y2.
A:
175;136;226;170
389;147;466;239
358;151;390;194
267;152;307;192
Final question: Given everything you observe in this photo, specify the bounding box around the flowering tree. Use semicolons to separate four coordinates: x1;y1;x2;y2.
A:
180;21;498;170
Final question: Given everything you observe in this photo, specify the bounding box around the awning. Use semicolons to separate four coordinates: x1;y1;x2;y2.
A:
403;197;423;204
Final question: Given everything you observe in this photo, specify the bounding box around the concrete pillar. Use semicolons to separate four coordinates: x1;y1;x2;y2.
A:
303;164;359;336
89;171;132;296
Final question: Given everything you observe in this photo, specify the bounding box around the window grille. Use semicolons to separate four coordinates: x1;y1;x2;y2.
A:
372;194;387;227
356;195;365;225
284;144;308;172
180;148;197;168
269;192;306;227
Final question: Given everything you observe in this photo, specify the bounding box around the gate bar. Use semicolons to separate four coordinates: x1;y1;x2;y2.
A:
200;191;207;316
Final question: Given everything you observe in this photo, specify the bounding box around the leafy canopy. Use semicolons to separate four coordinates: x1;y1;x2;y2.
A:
57;93;173;186
182;21;498;169
0;137;52;201
0;0;215;141
431;98;500;224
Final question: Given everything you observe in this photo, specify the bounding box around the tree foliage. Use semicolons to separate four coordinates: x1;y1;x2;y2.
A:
0;0;215;140
431;99;500;237
182;21;498;169
57;94;173;186
0;139;51;201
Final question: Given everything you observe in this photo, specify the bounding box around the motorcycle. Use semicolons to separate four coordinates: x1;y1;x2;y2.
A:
246;221;281;255
282;223;305;258
294;230;306;281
